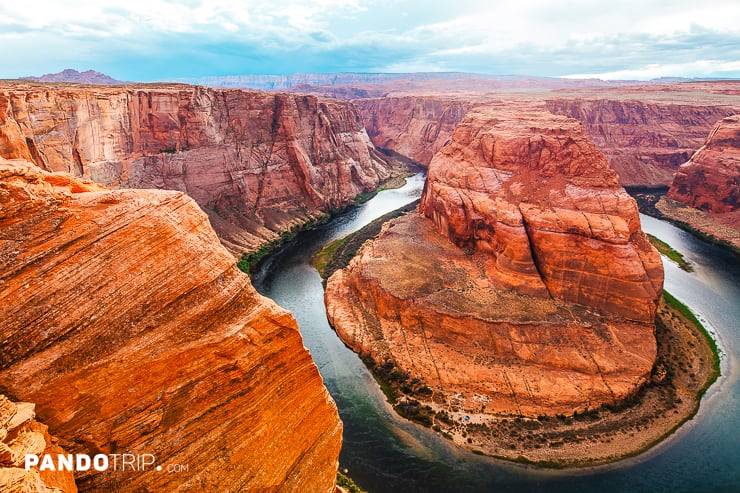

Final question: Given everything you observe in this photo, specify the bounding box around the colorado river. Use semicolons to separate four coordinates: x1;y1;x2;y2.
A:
252;174;739;492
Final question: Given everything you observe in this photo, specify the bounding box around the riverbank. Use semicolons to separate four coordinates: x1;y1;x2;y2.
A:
655;197;740;254
312;200;420;280
646;234;693;272
351;292;719;468
238;157;416;275
316;210;720;468
432;292;720;467
627;187;739;255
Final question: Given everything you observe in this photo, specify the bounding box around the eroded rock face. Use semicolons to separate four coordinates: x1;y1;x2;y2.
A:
420;105;663;322
546;98;739;186
0;160;341;492
0;395;77;493
326;105;663;417
0;83;391;253
668;114;740;213
355;97;472;165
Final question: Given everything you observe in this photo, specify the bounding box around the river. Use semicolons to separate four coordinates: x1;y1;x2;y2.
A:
252;174;740;493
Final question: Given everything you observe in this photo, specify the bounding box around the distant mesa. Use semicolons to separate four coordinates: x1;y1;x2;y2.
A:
174;72;627;92
20;69;122;85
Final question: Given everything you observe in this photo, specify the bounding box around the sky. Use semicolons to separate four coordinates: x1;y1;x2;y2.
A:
1;0;739;81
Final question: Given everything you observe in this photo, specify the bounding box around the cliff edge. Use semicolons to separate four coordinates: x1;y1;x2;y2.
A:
0;159;342;492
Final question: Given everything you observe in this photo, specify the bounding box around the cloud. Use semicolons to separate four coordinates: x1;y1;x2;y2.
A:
0;0;738;80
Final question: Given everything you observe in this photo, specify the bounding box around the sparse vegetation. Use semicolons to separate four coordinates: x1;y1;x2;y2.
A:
647;234;693;272
238;215;330;275
312;200;420;280
312;236;350;277
352;175;410;205
663;290;721;388
353;290;720;468
336;471;366;493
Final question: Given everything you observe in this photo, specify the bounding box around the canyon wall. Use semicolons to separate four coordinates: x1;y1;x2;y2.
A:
326;104;662;416
0;83;392;253
668;114;740;213
0;159;342;492
355;91;740;187
354;97;473;165
545;98;740;186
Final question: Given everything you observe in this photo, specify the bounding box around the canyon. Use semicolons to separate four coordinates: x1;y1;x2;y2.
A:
0;82;394;254
353;83;740;187
325;103;664;417
544;86;740;186
1;74;738;490
0;159;341;492
354;97;474;166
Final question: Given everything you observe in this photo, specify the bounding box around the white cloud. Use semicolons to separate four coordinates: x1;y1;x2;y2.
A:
566;60;740;80
0;0;738;79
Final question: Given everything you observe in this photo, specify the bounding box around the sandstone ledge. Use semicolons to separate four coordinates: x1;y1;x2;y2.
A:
0;394;77;493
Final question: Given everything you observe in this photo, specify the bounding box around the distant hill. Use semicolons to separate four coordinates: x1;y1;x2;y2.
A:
21;69;122;85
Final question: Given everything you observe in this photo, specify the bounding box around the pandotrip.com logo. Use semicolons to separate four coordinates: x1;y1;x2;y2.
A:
25;453;189;473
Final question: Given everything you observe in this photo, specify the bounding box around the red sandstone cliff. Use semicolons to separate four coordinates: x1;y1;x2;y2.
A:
545;97;740;186
0;82;392;253
668;115;740;213
326;104;662;417
355;97;473;165
0;159;341;492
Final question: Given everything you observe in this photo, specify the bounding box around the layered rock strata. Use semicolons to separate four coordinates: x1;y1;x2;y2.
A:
668;115;740;213
0;159;341;492
355;97;473;165
0;83;392;253
356;91;740;187
0;395;77;493
326;106;663;416
546;98;740;186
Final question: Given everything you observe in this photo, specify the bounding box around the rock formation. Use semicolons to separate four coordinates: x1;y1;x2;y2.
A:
0;82;392;253
668;114;740;213
326;104;663;417
0;394;77;493
355;97;473;165
0;159;341;492
545;97;740;186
